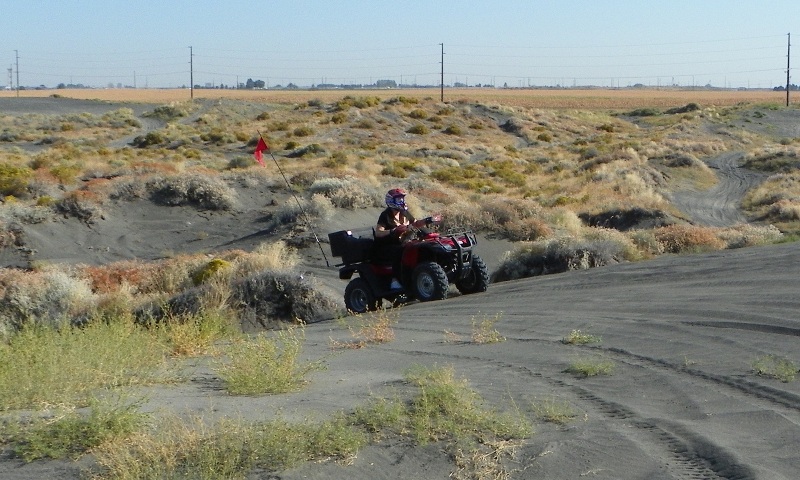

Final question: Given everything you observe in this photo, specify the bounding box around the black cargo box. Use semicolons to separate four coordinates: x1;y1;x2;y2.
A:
328;230;375;264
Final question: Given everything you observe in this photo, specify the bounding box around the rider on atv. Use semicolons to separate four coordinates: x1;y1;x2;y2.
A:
374;188;442;290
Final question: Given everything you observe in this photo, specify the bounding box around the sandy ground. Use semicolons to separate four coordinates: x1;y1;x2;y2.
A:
1;97;800;479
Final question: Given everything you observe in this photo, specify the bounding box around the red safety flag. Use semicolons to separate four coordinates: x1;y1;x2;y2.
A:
253;137;269;166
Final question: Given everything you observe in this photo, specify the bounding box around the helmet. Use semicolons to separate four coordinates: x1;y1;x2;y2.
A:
385;188;407;210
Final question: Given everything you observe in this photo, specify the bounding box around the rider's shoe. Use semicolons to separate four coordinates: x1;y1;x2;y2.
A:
389;279;402;290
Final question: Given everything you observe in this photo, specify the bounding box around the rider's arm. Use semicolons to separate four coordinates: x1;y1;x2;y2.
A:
412;214;442;228
375;223;392;238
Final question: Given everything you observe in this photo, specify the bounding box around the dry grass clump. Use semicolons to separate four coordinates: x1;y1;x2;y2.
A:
232;271;339;326
492;232;629;282
652;224;726;253
743;144;800;172
531;396;580;425
471;312;506;344
143;268;339;329
768;200;800;222
331;310;397;349
267;193;335;230
230;241;301;275
562;329;602;345
0;219;23;251
0;108;140;147
308;175;382;209
717;223;784;248
0;268;95;331
147;173;238;210
743;172;800;231
55;190;106;223
2;240;318;334
93;414;366;479
440;196;555;241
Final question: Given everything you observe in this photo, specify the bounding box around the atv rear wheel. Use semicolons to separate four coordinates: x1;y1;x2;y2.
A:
344;277;380;313
412;261;449;302
456;254;489;295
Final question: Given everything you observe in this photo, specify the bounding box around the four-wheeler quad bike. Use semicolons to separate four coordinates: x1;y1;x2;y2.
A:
328;225;490;314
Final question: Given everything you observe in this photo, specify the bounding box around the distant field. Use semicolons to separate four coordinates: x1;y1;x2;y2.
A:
0;87;794;109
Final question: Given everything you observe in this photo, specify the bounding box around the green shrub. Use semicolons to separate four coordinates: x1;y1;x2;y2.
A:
226;156;256;169
408;108;428;120
753;355;797;382
0;320;173;410
566;357;615;377
627;108;661;117
293;125;314;137
334;96;380;111
49;163;82;184
353;364;531;445
10;397;146;461
443;124;462;135
323;151;348;168
145;103;192;121
191;258;231;286
353;119;374;129
133;131;167;147
94;415;366;479
562;329;601;345
270;121;289;131
406;123;429;135
665;103;701;114
0;163;33;197
531;396;578;425
214;327;322;395
385;96;419;106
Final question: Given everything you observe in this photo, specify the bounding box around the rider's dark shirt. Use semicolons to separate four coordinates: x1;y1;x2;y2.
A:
376;208;415;245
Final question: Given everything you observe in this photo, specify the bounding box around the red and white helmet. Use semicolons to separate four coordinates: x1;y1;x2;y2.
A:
385;188;407;210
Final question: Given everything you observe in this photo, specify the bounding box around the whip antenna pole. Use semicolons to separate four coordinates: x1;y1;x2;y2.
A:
257;131;331;267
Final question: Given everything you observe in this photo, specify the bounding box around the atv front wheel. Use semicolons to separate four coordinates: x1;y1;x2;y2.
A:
455;254;490;295
412;261;449;302
344;277;380;313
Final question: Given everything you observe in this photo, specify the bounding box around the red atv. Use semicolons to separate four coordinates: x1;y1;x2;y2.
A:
328;225;490;313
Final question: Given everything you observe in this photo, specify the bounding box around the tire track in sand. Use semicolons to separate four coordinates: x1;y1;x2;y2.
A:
669;152;767;227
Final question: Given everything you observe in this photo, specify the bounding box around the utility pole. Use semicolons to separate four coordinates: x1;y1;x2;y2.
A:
189;46;194;99
439;43;444;102
787;33;791;107
15;50;19;97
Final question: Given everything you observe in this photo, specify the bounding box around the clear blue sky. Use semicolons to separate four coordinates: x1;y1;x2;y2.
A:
1;1;797;89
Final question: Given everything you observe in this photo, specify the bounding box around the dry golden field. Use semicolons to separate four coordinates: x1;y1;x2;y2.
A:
1;87;795;109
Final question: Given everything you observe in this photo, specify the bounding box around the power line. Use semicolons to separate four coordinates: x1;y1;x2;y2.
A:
8;34;793;89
